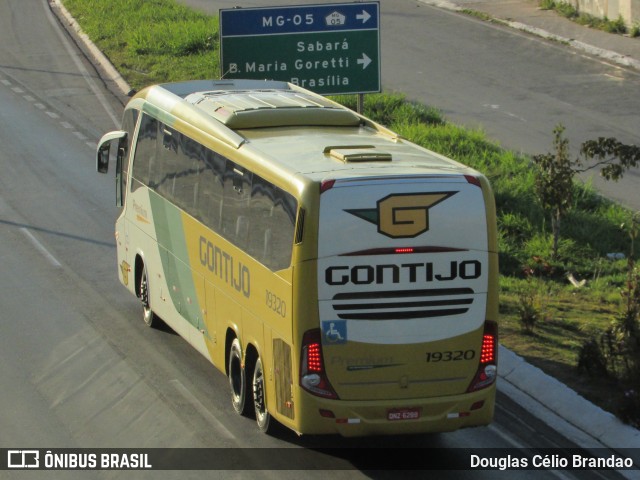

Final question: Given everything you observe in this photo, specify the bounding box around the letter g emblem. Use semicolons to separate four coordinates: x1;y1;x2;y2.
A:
377;192;455;238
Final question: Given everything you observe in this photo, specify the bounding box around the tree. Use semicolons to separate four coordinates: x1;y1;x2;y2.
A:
532;125;577;259
580;136;640;181
532;125;640;259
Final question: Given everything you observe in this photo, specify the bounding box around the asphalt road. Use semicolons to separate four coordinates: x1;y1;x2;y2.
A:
0;0;634;478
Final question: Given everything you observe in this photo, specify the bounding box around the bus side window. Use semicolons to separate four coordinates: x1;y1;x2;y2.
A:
120;108;139;201
248;175;297;271
155;123;180;200
132;113;158;191
222;161;252;250
247;175;275;268
177;134;202;214
270;188;297;271
198;149;225;232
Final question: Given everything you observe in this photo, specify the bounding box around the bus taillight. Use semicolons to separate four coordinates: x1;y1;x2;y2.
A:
320;179;336;193
300;329;338;399
467;321;498;392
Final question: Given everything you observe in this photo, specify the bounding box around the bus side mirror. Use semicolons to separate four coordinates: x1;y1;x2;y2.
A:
97;144;110;173
96;130;127;174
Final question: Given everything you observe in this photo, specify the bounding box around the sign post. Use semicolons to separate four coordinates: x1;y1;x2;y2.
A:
219;2;380;96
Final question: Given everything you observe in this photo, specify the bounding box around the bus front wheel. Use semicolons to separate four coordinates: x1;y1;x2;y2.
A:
139;266;157;328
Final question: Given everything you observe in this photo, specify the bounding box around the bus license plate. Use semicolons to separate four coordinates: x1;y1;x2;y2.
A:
387;408;421;421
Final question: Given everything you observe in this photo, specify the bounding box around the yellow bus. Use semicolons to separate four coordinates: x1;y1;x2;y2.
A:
97;80;498;437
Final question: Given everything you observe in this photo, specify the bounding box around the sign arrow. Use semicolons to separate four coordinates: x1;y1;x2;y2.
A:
357;53;372;69
356;10;371;24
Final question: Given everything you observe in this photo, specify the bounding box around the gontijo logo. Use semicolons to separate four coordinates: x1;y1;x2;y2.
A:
345;192;456;238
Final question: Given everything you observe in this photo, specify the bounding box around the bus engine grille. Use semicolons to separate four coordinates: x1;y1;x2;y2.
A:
331;288;474;320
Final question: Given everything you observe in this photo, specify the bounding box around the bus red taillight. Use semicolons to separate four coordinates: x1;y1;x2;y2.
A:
320;179;336;193
306;341;322;372
464;175;482;187
467;321;498;392
480;332;496;364
300;329;338;399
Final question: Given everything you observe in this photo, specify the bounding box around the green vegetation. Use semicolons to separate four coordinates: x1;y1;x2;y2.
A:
539;0;634;36
61;0;639;426
62;0;219;90
460;9;499;24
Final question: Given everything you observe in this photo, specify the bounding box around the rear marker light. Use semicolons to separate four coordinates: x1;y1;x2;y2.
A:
447;412;470;419
467;321;498;392
301;329;338;399
464;175;482;187
336;418;361;424
320;179;336;193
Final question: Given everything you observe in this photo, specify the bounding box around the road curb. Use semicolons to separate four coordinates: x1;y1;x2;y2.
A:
48;0;134;97
499;346;640;473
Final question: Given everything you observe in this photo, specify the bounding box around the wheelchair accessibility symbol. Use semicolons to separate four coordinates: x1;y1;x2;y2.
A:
322;320;347;344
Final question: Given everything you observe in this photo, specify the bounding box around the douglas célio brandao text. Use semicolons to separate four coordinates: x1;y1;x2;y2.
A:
470;453;635;470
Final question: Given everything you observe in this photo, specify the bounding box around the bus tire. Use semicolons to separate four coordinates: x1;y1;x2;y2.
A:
252;356;271;433
139;265;157;328
229;338;250;416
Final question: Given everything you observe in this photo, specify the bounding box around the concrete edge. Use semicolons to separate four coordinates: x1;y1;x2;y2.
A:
418;0;640;71
498;346;640;472
48;0;133;97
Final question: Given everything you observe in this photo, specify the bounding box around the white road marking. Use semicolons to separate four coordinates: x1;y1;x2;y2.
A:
20;227;62;268
488;424;577;480
42;0;120;128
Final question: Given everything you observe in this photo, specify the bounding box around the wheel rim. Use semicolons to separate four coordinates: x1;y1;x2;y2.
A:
230;355;243;405
253;360;267;424
229;340;246;415
140;269;153;326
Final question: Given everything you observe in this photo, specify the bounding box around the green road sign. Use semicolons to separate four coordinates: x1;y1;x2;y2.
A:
219;3;380;95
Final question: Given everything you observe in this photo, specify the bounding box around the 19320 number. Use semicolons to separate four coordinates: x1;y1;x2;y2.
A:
425;350;475;363
265;290;286;317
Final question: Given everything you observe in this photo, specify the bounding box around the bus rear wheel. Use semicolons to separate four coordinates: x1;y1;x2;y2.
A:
229;338;250;416
252;356;271;433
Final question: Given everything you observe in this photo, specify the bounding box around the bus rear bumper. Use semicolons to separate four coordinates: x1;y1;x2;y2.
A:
295;386;496;437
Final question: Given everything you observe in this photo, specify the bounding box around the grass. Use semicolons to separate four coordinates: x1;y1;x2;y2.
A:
61;0;638;424
62;0;219;90
499;275;626;412
538;0;634;36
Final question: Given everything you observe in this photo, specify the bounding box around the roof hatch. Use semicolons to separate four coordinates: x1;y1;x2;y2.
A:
184;89;361;129
326;146;392;163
